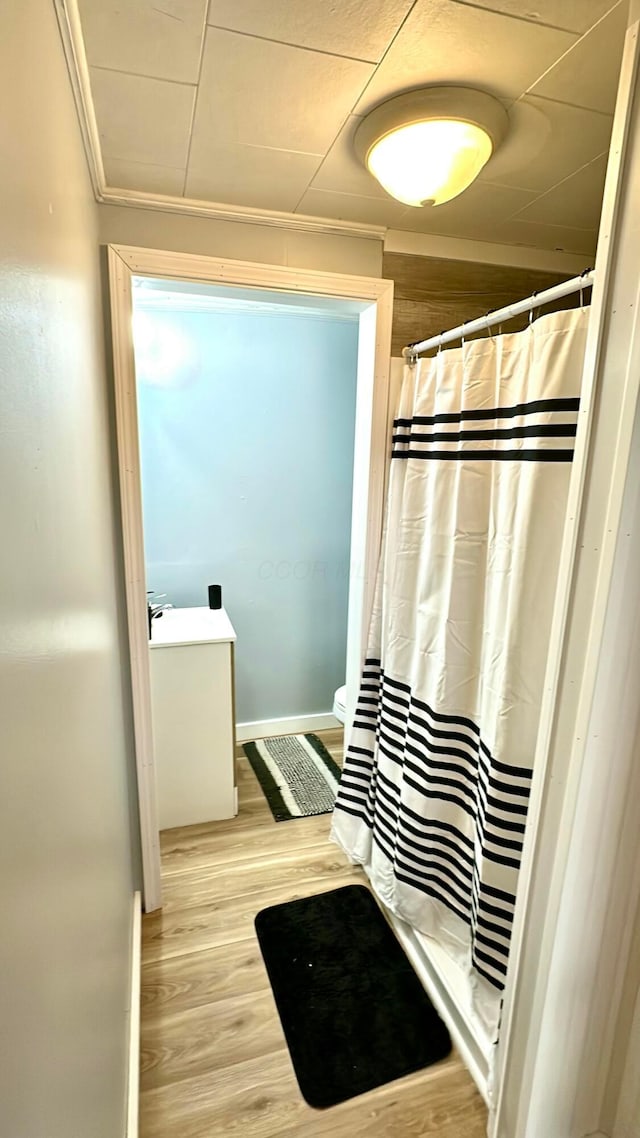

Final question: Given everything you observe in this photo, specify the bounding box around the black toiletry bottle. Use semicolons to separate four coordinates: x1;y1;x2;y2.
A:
208;584;222;610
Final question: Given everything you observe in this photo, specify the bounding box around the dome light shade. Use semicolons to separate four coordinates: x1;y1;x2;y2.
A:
355;87;508;208
367;119;493;207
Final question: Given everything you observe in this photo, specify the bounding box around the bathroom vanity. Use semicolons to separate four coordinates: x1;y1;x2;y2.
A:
149;606;237;829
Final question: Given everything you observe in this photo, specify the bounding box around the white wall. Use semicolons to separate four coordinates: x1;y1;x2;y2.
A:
0;3;138;1136
97;203;383;276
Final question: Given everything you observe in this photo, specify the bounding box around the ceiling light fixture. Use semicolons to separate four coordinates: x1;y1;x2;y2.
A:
355;86;509;208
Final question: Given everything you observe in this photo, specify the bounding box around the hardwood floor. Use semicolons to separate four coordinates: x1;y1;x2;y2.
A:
140;728;487;1138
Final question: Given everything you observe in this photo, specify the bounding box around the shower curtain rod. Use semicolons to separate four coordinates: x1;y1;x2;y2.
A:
403;268;595;359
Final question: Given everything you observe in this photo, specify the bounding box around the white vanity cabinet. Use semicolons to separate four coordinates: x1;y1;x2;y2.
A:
149;606;237;830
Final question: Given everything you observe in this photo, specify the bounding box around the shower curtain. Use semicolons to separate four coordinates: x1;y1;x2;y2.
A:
331;306;588;1038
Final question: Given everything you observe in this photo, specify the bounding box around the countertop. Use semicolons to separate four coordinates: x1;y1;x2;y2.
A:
149;606;236;648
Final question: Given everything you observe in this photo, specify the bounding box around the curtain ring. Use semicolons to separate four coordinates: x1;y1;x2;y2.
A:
486;309;496;343
461;321;466;349
437;331;445;356
529;291;538;328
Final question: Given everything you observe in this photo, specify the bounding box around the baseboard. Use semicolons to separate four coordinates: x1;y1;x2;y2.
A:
236;712;340;742
126;891;142;1138
383;906;491;1107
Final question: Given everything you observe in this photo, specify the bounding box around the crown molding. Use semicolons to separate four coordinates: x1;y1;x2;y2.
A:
53;0;105;199
99;186;387;240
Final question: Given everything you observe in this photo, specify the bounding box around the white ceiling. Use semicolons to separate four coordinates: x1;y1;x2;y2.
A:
78;0;629;256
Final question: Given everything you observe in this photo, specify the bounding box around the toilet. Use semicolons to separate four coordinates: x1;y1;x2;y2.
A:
332;684;346;724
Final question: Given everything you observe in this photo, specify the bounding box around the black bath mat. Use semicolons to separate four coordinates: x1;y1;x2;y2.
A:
254;884;452;1108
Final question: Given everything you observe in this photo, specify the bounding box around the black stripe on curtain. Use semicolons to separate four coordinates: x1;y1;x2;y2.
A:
390;448;575;462
391;395;580;463
335;661;528;991
393;395;580;429
392;423;578;445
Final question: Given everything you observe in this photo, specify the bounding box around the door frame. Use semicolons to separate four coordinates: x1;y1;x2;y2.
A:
107;244;394;911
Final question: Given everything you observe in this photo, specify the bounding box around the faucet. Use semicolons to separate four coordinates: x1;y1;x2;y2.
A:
147;592;173;638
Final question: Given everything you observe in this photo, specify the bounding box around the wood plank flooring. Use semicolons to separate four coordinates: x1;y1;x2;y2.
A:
140;728;487;1138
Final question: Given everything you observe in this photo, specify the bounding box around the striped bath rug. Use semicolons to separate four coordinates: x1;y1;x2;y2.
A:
242;733;341;822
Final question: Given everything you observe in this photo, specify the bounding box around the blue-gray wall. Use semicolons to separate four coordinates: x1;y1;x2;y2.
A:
135;306;358;723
